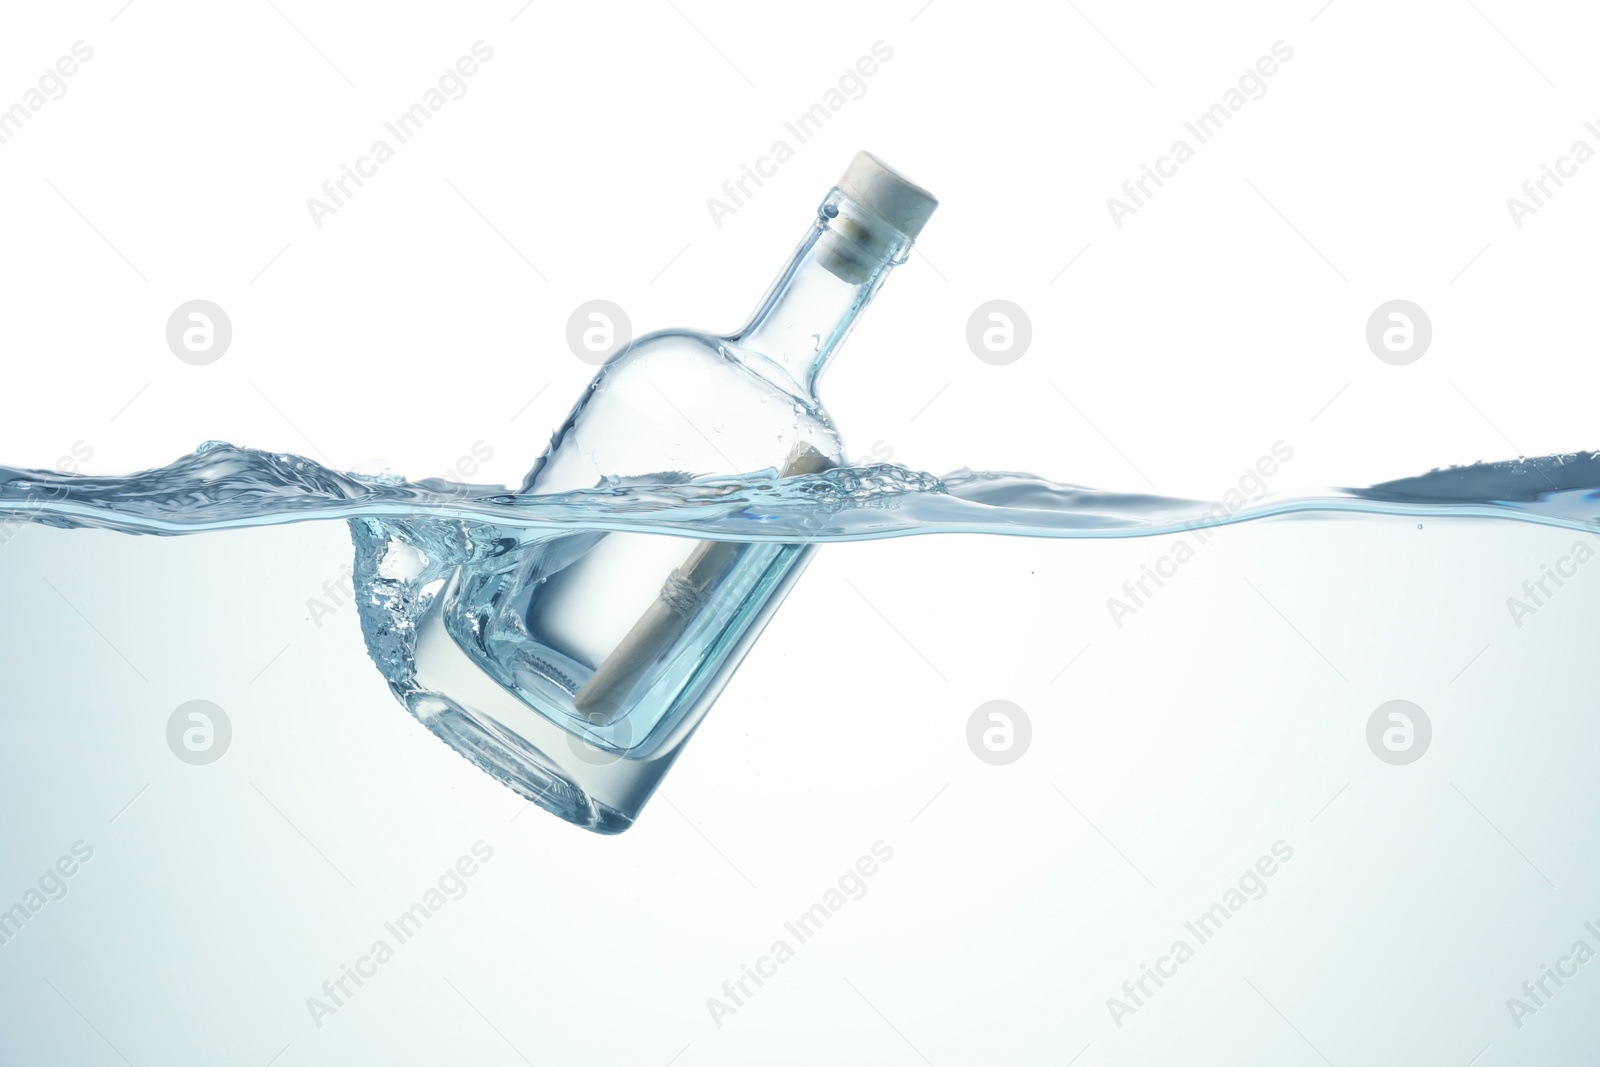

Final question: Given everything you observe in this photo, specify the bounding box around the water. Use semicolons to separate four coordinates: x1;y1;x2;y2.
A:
8;442;1600;1060
6;441;1600;832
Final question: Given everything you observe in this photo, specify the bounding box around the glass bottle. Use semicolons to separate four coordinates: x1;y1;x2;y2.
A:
406;152;937;832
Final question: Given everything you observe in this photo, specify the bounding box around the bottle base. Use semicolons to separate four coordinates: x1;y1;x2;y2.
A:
409;693;635;834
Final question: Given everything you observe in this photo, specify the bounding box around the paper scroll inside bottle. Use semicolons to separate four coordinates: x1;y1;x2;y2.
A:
573;444;833;724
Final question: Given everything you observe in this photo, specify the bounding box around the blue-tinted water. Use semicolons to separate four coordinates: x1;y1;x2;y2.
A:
5;440;1599;541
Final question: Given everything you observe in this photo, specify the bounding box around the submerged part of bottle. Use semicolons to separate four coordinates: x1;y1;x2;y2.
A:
394;152;939;832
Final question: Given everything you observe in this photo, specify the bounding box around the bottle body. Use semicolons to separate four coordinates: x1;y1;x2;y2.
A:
396;161;932;832
414;331;839;832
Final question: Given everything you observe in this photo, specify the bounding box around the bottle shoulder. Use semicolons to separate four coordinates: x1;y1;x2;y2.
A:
524;330;841;493
601;329;814;404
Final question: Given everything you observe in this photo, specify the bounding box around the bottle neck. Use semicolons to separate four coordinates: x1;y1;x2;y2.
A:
734;190;913;396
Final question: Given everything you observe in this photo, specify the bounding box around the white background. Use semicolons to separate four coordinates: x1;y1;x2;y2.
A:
3;2;1600;1065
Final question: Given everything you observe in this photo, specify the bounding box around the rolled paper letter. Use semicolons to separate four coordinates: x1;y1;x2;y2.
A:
572;443;834;725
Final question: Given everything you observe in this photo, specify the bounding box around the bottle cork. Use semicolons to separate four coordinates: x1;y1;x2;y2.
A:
837;151;939;239
820;151;938;283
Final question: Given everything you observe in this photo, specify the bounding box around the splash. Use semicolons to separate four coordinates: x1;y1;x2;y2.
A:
5;440;1599;543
